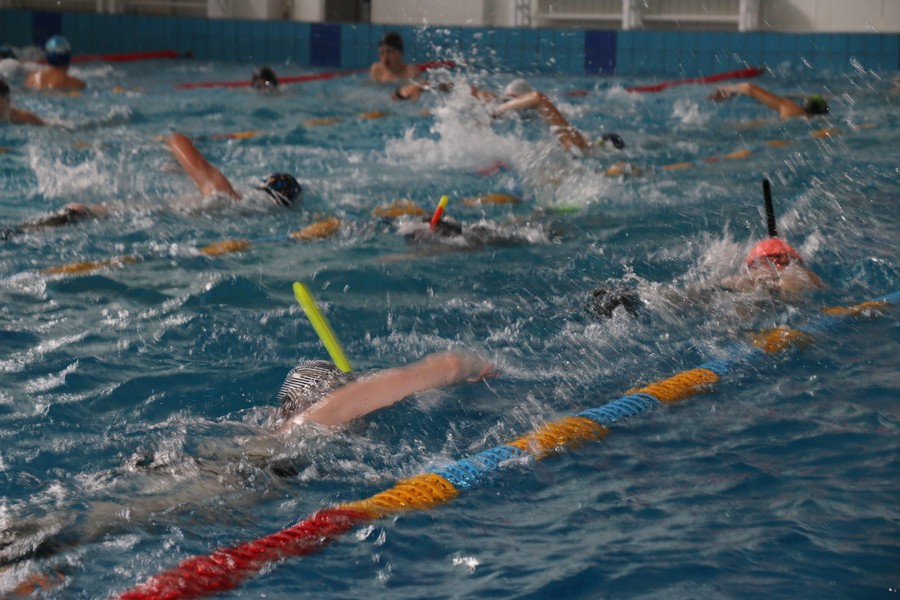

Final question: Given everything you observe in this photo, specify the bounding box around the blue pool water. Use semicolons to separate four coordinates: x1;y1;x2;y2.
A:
1;58;898;598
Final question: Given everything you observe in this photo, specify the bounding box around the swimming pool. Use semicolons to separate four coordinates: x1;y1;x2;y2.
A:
1;58;898;598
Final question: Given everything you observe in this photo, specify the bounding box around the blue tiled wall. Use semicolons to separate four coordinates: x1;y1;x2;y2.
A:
1;9;898;76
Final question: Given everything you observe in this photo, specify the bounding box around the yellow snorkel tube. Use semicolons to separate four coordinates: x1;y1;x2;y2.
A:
292;282;353;373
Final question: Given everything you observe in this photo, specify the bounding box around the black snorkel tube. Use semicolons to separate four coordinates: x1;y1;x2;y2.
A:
763;178;778;238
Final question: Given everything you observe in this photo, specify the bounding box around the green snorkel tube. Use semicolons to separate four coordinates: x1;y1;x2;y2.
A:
292;282;353;373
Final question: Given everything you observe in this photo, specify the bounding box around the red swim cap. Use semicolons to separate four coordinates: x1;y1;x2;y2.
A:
745;237;804;269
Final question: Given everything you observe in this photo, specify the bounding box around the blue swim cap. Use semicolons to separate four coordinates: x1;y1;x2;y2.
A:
45;35;72;67
257;173;302;207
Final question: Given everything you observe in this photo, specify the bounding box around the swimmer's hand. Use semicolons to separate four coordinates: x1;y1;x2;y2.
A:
709;83;748;102
708;87;737;102
447;350;497;383
392;82;422;101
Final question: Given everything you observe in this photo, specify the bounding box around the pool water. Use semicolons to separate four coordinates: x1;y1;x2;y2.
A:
1;58;898;598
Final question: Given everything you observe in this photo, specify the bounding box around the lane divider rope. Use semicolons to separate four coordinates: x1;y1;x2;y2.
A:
116;291;899;599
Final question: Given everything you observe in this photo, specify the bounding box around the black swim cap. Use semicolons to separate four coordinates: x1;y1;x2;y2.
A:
0;45;15;60
277;359;354;420
257;173;302;207
589;287;642;319
803;95;829;115
379;32;404;53
600;132;626;150
252;66;278;89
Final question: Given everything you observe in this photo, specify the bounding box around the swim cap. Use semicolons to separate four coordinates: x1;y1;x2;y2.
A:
277;359;354;420
597;132;626;150
803;95;829;115
251;66;278;90
745;237;804;269
503;78;533;98
378;32;404;53
257;173;302;207
45;35;71;67
0;45;15;60
590;287;642;319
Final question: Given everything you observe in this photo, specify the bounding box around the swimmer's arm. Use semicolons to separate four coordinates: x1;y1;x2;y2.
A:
165;132;240;200
392;81;423;101
10;107;46;126
470;85;498;103
68;75;87;91
369;62;382;82
296;350;496;427
493;92;589;153
803;267;826;288
711;83;806;119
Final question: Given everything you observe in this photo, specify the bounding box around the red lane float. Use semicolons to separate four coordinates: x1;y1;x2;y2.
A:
416;59;456;72
174;69;365;90
117;508;370;600
71;50;179;64
625;66;763;93
175;59;455;90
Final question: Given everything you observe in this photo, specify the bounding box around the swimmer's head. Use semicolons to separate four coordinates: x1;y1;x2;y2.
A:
378;32;404;53
590;286;642;319
745;237;804;270
0;45;15;60
251;66;278;90
45;35;72;67
803;94;829;116
595;132;626;150
257;173;302;207
429;215;463;237
277;359;354;421
503;78;533;98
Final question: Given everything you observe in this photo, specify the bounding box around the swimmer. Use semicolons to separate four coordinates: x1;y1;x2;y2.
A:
486;78;591;154
2;132;301;238
589;286;642;319
24;36;86;91
370;31;420;84
589;180;824;321
721;180;824;298
0;77;45;125
277;349;495;428
164;131;301;206
708;82;828;119
0;44;23;78
0;348;495;572
251;66;278;91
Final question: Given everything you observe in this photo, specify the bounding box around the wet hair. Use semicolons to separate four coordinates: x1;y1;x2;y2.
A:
379;31;404;53
589;287;642;319
277;359;354;421
44;35;72;67
257;173;302;207
803;95;829;116
0;78;9;100
251;66;278;90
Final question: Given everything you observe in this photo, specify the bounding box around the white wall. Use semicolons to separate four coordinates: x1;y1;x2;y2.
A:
208;0;282;19
371;0;513;26
370;0;900;32
760;0;900;32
